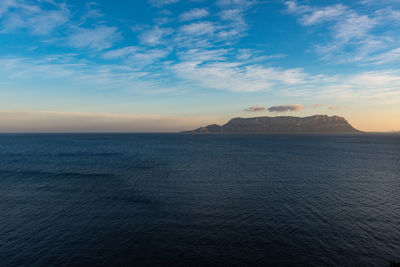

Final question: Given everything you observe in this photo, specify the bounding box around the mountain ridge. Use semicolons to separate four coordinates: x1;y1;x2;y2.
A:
183;115;361;134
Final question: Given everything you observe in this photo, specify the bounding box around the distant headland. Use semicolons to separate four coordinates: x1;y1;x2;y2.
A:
183;115;361;134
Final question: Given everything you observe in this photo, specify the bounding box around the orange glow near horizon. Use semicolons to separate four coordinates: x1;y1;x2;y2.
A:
0;110;399;133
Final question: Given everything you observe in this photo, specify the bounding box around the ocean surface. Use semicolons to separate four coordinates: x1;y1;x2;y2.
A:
0;133;399;266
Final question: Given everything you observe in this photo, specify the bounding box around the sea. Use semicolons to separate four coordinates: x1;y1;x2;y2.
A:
0;133;399;266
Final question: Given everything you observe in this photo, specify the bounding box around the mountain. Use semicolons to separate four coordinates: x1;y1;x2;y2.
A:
183;115;360;134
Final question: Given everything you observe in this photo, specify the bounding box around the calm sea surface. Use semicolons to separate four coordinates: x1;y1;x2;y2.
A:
0;134;399;266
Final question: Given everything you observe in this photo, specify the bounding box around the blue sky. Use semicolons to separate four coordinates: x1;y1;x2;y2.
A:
0;0;399;132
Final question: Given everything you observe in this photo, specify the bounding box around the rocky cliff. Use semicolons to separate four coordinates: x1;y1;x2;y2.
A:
184;115;360;133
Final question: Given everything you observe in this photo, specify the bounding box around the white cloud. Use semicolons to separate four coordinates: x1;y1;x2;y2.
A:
103;46;171;66
67;26;121;51
236;49;252;60
0;0;18;17
2;53;400;107
0;1;126;53
0;0;69;35
366;47;400;64
375;7;400;24
177;48;229;62
217;0;254;9
263;54;287;60
285;1;376;41
180;21;215;36
284;1;399;64
102;46;140;59
318;70;400;103
140;0;257;51
78;2;104;24
171;60;314;92
180;8;209;21
359;0;400;5
0;56;164;92
220;8;245;24
236;50;285;63
127;48;170;66
149;0;180;7
139;26;173;46
332;13;377;43
27;9;69;35
216;0;255;42
300;4;347;25
284;0;309;14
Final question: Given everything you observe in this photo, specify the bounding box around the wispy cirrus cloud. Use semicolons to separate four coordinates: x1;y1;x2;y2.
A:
102;46;171;66
174;21;217;48
102;46;140;59
180;8;209;21
179;21;216;36
364;47;400;65
358;0;400;5
302;7;344;25
0;0;123;53
127;48;171;66
284;1;400;64
139;26;173;46
318;70;400;103
217;0;255;40
0;56;176;93
171;61;316;92
2;41;400;110
67;26;121;51
0;0;17;17
177;48;229;62
217;0;254;9
149;0;180;8
0;0;69;35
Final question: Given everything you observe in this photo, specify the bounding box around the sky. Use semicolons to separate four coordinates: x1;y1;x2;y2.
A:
0;0;399;132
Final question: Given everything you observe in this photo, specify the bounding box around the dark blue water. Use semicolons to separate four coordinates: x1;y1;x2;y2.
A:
0;134;399;266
